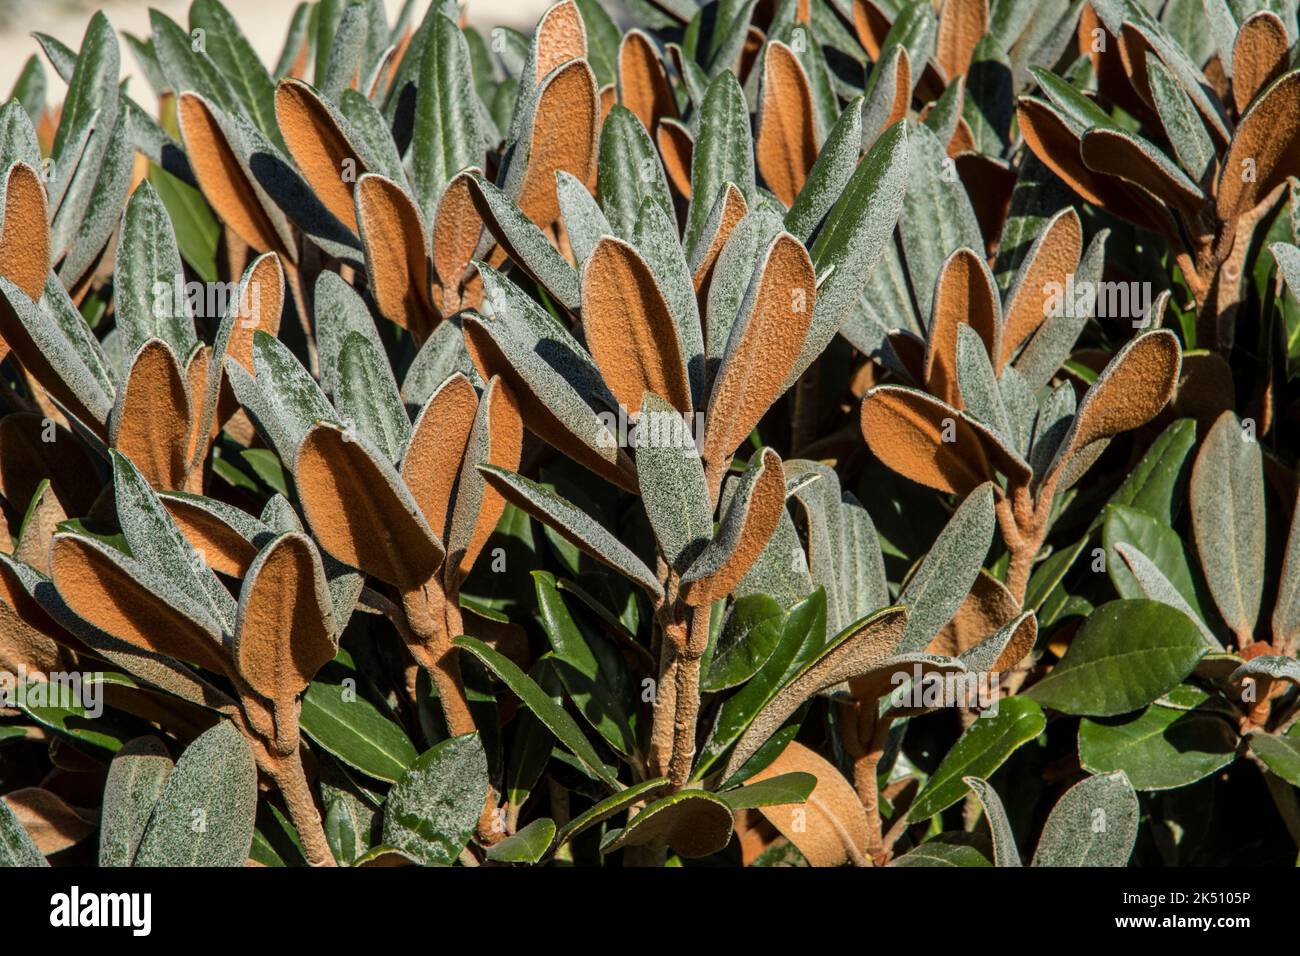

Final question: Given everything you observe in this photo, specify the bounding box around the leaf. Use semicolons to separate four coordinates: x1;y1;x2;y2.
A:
581;236;693;414
596;104;674;241
478;465;661;599
917;699;1046;827
889;836;992;866
785;94;862;243
705;594;787;692
1104;418;1196;526
962;776;1021;866
1248;732;1300;787
382;733;487;866
721;606;908;779
1113;542;1221;650
412;12;481;223
997;208;1081;372
555;777;670;846
685;71;756;256
300;678;418;784
1103;505;1202;616
750;739;871;867
1027;599;1206;716
755;41;818;207
0;794;46;867
295;420;444;589
898;483;996;654
682;448;787;606
605;790;735;858
1190;411;1265;641
0;162;49;301
99;735;173;866
454;634;619;788
636;392;712;571
1031;771;1139;866
1146;56;1213;182
486;817;557;863
190;0;282;150
1079;694;1237;790
1217;70;1300;224
719;772;816;810
701;234;815;473
355;173;435;342
336;331;410;464
134;720;257;867
619;28;676;132
110;340;192;490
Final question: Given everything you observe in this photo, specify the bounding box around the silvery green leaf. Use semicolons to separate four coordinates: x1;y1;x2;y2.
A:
1191;412;1265;639
1146;56;1213;183
704;205;785;374
900;123;983;320
801;121;909;384
861;46;909;147
636;392;712;571
990;0;1038;48
704;0;760;77
1031;771;1139;866
57;105;135;289
112;450;238;632
922;76;964;147
150;8;242;118
273;2;314;78
190;0;283;150
682;451;781;593
134;720;257;867
1028;381;1075;477
41;275;116;398
339;89;408;187
633;197;706;405
734;506;814;608
479;465;663;599
1113;543;1221;649
557;170;612;266
32;32;76;82
1013;228;1107;391
960;611;1036;673
956;323;1013;440
0;102;41;169
1203;0;1240;74
314;268;386;398
320;3;369;102
785;95;863;244
113;180;198;359
99;736;174;866
470;265;625;469
248;330;338;463
963;776;1022;866
878;0;937;97
1231;655;1300;688
412;12;481;224
0;794;46;866
337;331;411;464
963;38;1013;155
469;171;580;311
685;71;756;258
401;316;480;407
0;277;113;428
998;365;1035;457
46;108;96;224
897;482;996;654
786;462;846;632
841;492;890;622
597;105;675;242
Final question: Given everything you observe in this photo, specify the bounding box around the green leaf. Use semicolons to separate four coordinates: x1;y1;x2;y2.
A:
718;772;816;810
382;733;487;866
468;171;580;310
556;777;671;847
454;634;620;788
412;12;481;224
1248;732;1300;787
1027;599;1206;716
596;105;675;242
785;95;863;244
1190;411;1265;639
336;331;410;464
684;71;755;256
1145;56;1213;182
1103;505;1202;614
963;776;1021;866
113;183;197;360
704;594;787;692
190;0;284;150
604;790;735;858
148;164;220;283
485;818;556;863
300;678;418;784
1031;771;1140;866
889;836;992;867
99;735;174;866
134;720;257;866
534;571;638;758
1079;695;1237;790
636;392;712;572
1103;418;1196;527
908;697;1046;821
150;8;241;118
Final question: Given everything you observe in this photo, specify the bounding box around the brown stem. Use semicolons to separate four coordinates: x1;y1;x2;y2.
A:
399;580;475;737
265;748;336;867
667;605;711;788
648;619;682;779
843;704;891;861
996;486;1042;608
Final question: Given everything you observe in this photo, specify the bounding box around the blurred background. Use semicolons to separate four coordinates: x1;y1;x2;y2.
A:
0;0;553;109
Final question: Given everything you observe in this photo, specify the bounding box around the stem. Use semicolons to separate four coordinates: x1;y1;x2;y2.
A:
265;749;336;867
996;483;1044;609
399;580;475;737
648;620;682;779
667;605;711;788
